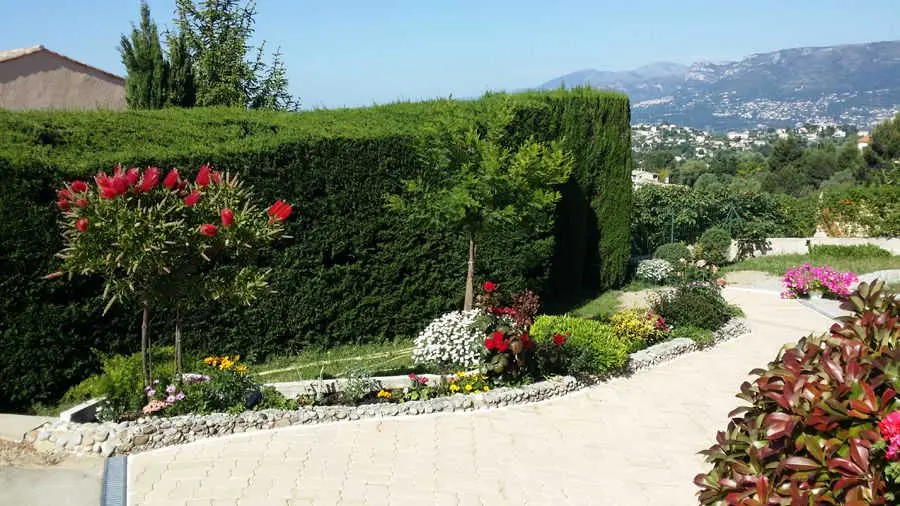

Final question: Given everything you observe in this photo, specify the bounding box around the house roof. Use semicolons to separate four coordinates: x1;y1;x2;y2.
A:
0;45;125;83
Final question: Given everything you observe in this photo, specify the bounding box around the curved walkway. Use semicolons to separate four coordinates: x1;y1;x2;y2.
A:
127;288;834;506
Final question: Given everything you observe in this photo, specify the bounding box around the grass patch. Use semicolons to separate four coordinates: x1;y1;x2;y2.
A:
252;340;416;383
724;254;900;276
569;291;622;321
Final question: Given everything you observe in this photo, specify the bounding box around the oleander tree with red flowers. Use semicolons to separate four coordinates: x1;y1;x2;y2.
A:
51;164;293;385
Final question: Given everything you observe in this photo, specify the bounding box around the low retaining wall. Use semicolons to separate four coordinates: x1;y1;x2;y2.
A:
27;319;750;457
729;237;900;261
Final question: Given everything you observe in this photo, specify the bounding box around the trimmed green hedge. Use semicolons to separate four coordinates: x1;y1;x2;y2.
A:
0;89;632;410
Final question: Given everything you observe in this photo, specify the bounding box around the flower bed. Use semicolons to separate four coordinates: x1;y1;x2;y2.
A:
28;318;750;457
781;263;858;299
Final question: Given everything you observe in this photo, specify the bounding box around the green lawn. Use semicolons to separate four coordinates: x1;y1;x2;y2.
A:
724;254;900;276
569;290;622;321
252;340;416;383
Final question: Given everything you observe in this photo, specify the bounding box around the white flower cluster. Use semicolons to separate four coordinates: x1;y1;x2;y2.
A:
412;310;483;368
636;258;674;283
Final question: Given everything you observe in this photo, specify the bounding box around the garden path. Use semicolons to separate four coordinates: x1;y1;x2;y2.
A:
127;287;833;506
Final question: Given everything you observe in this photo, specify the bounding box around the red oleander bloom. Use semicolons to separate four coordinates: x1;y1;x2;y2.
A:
199;223;218;237
75;217;89;232
267;200;292;222
196;164;211;187
220;208;234;227
183;191;201;207
135;167;160;193
163;169;180;189
552;334;566;346
125;168;141;187
483;281;496;293
70;180;88;193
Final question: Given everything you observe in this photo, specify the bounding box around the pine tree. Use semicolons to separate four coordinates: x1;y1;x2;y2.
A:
165;27;196;107
175;0;256;107
249;47;298;111
120;1;169;109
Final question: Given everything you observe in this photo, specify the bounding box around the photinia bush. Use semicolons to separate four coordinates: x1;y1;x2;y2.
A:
695;280;900;505
52;164;292;385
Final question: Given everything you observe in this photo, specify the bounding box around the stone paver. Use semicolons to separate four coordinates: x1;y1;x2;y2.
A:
128;288;834;506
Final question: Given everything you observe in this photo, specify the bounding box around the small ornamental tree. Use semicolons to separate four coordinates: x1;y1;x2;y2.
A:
52;165;292;385
387;110;572;310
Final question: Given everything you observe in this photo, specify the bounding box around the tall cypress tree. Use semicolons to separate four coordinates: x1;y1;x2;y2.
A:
120;1;169;109
166;27;196;108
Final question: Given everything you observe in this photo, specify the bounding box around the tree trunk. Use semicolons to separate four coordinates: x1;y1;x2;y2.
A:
141;294;151;387
464;236;477;311
174;308;183;378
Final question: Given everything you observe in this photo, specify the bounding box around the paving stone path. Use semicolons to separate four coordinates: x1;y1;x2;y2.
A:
127;288;835;506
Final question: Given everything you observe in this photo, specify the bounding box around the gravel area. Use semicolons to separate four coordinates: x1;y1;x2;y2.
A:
0;440;61;468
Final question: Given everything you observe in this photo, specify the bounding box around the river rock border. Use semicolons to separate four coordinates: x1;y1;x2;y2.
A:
26;318;750;457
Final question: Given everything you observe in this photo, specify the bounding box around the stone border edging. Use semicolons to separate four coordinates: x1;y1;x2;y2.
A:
25;318;751;457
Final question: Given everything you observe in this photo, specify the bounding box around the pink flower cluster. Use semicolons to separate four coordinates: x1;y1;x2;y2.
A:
879;412;900;460
780;263;858;299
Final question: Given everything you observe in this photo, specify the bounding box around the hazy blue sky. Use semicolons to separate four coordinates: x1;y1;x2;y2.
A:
2;0;898;108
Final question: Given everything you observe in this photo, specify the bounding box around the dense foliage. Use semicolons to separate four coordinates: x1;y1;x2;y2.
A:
631;184;815;256
0;89;632;411
809;244;892;259
819;186;900;237
695;281;900;504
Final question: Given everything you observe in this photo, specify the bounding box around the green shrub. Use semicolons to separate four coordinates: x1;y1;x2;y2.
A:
63;347;180;419
650;286;731;331
531;315;630;374
0;89;633;411
819;186;900;236
809;243;892;258
697;226;732;265
653;242;692;265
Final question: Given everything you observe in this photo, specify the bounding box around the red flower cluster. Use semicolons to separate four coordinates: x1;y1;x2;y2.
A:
183;191;201;207
75;217;89;232
195;164;223;187
220;208;234;228
483;281;496;293
552;333;566;346
484;330;509;353
879;412;900;460
267;200;292;223
163;169;181;189
647;312;669;332
199;223;218;237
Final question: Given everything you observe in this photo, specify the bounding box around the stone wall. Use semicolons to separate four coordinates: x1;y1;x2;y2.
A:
729;237;900;261
27;319;750;457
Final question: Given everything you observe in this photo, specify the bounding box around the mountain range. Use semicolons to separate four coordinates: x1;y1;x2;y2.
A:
538;40;900;131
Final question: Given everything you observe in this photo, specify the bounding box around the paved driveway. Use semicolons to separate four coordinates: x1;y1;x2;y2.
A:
128;288;834;506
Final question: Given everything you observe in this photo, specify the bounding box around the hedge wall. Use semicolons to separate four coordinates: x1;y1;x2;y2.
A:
0;89;631;410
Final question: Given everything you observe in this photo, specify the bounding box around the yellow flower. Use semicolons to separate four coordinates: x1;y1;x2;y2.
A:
235;364;248;375
483;386;489;392
377;389;392;399
465;384;473;392
220;357;234;370
449;384;460;392
456;371;465;377
203;357;216;365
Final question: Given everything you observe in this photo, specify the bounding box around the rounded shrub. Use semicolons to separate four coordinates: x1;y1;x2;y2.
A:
411;310;483;369
530;315;630;375
695;281;900;504
653;242;692;265
651;285;731;331
697;226;732;265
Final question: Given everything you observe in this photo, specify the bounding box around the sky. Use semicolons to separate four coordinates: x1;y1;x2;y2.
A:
2;0;899;109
